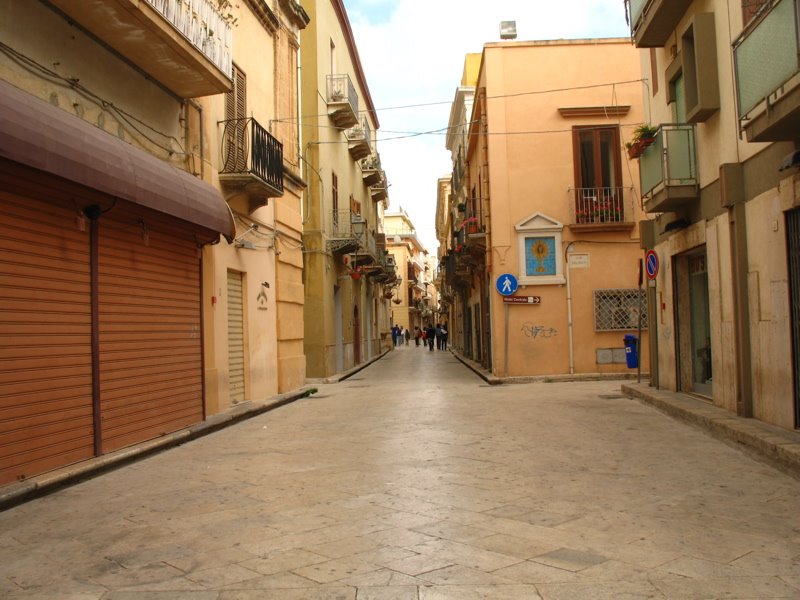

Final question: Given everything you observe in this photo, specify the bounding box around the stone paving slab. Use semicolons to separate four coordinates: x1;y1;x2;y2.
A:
1;346;800;599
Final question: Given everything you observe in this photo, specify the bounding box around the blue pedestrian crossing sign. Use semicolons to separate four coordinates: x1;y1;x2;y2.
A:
496;273;518;296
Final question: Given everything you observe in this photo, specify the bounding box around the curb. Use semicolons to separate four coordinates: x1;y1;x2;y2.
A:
306;348;391;384
622;383;800;480
450;349;647;386
0;386;317;511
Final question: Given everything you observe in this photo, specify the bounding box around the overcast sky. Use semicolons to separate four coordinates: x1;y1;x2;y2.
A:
340;0;632;253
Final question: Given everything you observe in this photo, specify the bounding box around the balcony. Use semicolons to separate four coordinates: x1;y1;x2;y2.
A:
370;172;389;202
49;0;232;98
734;0;800;142
219;118;283;211
326;74;359;129
639;124;699;213
346;116;372;161
628;0;692;47
327;210;363;254
360;153;383;186
569;187;636;232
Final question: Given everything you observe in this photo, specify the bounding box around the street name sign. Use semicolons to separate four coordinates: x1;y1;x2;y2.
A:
502;296;541;304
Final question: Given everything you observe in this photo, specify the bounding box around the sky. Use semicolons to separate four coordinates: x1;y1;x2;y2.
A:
340;0;632;254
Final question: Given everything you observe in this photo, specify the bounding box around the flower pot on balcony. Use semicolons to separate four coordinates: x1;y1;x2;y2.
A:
350;270;362;280
627;141;643;159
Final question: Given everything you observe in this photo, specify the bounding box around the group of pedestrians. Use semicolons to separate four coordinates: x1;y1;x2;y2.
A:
391;324;410;346
392;323;449;351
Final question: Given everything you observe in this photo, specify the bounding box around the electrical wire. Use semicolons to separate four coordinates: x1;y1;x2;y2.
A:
0;41;186;156
275;78;648;124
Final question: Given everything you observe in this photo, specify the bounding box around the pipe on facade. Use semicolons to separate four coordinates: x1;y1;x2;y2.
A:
565;241;576;375
731;202;754;417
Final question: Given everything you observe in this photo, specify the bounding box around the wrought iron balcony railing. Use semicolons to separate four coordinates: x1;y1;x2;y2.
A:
146;0;232;77
219;118;283;197
49;0;233;97
326;74;359;128
346;115;372;160
572;187;627;225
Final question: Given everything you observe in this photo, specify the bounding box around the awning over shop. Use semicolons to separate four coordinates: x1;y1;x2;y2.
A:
0;79;234;241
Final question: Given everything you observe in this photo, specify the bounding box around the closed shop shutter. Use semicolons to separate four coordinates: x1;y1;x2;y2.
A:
0;191;94;485
98;204;203;452
227;270;245;403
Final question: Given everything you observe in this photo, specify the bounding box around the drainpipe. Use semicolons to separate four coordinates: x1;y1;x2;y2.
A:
565;241;575;374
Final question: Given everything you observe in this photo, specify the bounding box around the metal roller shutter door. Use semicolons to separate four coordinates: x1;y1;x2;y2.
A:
227;270;245;403
98;204;203;453
0;191;94;485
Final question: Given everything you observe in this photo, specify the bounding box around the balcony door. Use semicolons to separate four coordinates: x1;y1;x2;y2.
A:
573;126;623;222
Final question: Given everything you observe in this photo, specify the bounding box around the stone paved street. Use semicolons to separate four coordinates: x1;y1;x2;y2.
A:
1;346;800;599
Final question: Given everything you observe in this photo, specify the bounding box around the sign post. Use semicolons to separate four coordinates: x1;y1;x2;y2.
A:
643;251;659;384
496;274;518;377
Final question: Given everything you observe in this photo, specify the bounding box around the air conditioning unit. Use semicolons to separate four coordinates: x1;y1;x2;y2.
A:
500;21;517;40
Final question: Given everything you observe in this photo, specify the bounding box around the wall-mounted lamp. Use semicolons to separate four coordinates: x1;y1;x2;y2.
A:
350;214;366;240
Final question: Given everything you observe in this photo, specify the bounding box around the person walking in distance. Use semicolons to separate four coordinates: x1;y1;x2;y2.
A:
425;323;436;351
404;327;411;345
414;326;421;347
440;323;448;351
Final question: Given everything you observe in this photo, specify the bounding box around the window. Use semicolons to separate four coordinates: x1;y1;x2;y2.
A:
594;289;648;332
650;48;659;95
682;13;720;122
666;13;720;124
331;171;339;229
572;126;623;224
223;64;247;172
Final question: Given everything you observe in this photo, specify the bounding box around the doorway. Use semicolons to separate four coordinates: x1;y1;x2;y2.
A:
674;247;712;397
353;304;361;365
787;207;800;426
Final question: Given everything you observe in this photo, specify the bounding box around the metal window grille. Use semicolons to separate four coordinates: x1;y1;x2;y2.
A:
593;289;647;331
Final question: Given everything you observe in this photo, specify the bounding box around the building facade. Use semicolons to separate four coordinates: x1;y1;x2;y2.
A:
385;211;434;334
629;0;800;429
300;0;396;378
203;0;310;414
442;40;650;377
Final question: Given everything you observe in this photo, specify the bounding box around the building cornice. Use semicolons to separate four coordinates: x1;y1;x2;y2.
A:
243;0;281;33
279;0;310;29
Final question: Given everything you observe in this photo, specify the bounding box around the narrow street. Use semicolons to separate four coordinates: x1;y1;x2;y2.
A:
1;347;799;600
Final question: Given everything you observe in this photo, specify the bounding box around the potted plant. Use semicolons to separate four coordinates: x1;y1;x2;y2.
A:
627;124;658;160
460;216;479;234
634;123;658;145
349;266;363;280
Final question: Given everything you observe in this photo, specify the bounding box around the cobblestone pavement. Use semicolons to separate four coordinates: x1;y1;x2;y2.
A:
1;346;800;599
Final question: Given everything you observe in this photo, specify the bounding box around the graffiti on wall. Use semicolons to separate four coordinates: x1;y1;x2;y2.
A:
521;322;558;339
